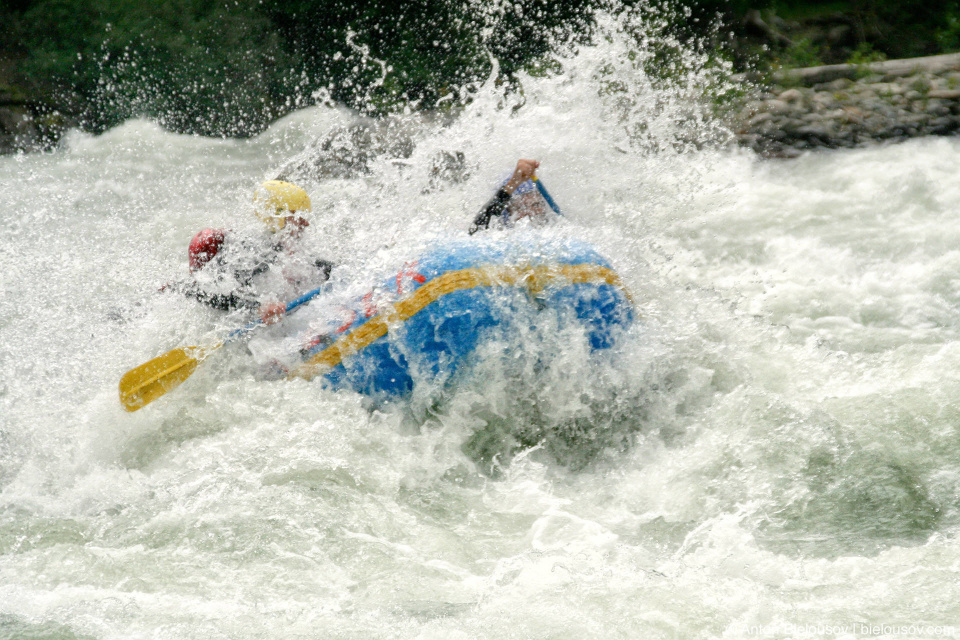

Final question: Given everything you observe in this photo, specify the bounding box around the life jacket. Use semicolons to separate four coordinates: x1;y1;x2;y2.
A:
188;228;226;272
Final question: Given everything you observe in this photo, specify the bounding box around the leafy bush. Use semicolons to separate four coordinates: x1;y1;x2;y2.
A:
5;0;960;137
13;0;295;135
780;38;823;68
8;0;600;135
846;42;886;66
936;3;960;53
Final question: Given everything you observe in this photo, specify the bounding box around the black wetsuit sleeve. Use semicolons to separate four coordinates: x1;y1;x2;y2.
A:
194;289;260;311
177;280;260;311
469;188;511;235
181;240;278;312
314;259;335;282
185;257;332;311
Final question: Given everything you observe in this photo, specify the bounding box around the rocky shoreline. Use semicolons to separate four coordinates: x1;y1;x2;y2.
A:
5;53;960;158
732;53;960;157
0;58;77;155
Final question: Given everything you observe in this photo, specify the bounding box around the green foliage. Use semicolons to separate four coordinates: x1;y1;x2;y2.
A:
936;3;960;53
4;0;960;137
846;42;886;66
845;41;886;78
14;0;295;135
780;38;823;69
7;0;601;134
868;0;946;58
259;0;595;114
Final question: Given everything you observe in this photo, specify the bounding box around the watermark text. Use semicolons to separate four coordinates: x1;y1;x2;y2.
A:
734;622;956;637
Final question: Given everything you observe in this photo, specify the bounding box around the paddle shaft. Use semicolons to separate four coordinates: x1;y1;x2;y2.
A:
120;283;328;411
533;177;563;216
225;283;329;341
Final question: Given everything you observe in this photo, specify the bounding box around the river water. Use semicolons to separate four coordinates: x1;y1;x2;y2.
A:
2;11;960;640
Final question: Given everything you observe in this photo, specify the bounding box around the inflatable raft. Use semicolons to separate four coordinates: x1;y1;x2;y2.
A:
256;232;635;397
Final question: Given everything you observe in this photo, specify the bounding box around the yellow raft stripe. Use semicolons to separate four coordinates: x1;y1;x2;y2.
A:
290;262;632;380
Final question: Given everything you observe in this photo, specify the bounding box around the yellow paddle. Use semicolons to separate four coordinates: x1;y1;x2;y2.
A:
119;285;328;412
119;345;215;412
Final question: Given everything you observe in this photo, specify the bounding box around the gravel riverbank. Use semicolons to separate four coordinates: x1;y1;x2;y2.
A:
733;53;960;157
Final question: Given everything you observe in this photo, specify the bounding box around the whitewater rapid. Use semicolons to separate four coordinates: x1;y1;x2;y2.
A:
3;17;960;639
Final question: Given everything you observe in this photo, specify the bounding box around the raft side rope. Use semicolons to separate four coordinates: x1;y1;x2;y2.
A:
290;262;633;380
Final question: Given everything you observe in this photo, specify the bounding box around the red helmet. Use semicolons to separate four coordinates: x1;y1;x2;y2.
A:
188;228;225;272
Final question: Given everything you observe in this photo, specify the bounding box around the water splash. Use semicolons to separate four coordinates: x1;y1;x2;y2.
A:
3;3;960;638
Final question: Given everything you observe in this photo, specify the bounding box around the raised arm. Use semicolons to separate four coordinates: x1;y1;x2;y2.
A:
469;159;540;235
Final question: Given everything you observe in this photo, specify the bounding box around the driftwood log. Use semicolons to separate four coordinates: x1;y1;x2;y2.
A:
735;53;960;87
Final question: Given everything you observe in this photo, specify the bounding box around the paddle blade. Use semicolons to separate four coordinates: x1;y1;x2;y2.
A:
119;347;202;412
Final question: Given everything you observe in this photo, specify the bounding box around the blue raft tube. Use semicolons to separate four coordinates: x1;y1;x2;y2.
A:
272;232;636;398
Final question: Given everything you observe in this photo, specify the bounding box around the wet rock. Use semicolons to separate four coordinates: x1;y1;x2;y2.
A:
274;114;445;182
925;100;952;117
928;117;958;134
0;105;73;154
424;150;470;193
747;111;774;127
778;88;805;104
796;122;835;141
871;82;903;96
753;99;785;115
811;92;840;110
270;111;472;191
0;79;78;154
821;78;854;92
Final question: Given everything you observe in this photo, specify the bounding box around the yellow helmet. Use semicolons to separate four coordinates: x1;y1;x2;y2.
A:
253;180;312;233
